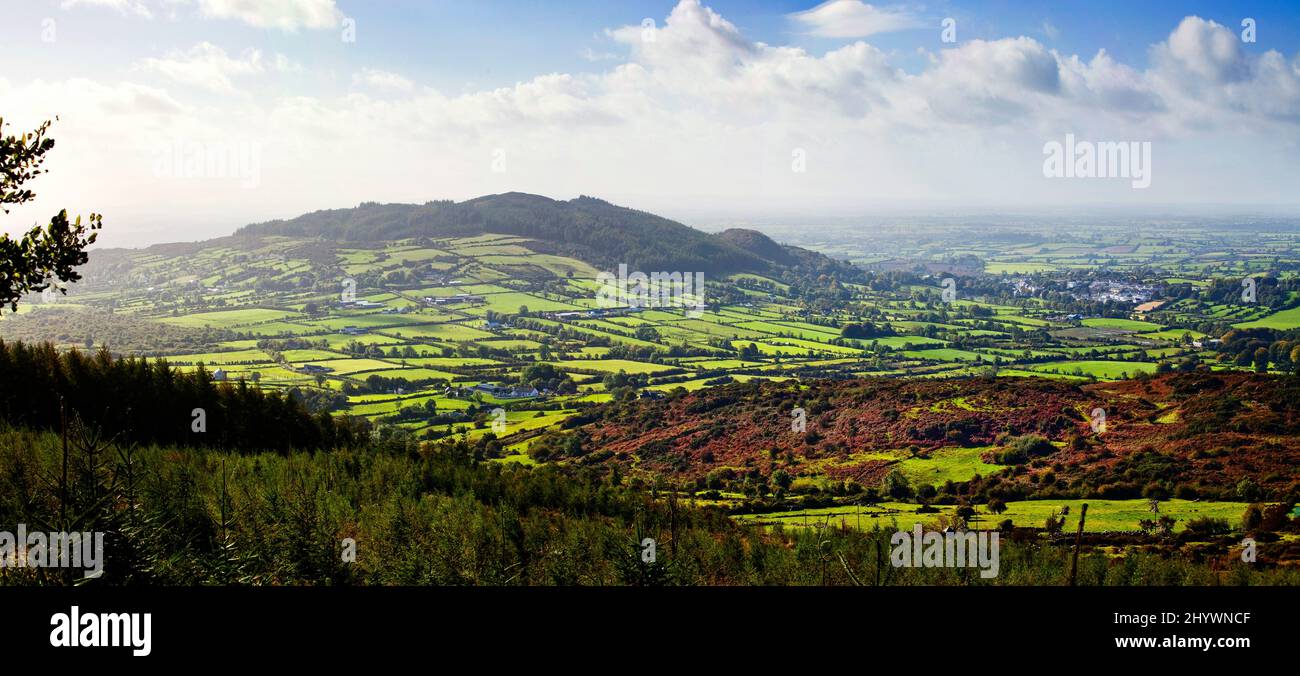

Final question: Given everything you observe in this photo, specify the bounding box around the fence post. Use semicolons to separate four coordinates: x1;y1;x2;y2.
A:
1069;503;1088;586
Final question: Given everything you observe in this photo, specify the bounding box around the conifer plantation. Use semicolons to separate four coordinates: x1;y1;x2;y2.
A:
3;422;1296;586
0;339;369;454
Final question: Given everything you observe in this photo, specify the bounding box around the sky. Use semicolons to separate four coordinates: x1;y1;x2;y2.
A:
2;0;1300;247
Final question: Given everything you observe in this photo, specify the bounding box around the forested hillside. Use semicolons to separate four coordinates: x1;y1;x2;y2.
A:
234;193;846;276
0;340;369;453
1;425;1288;586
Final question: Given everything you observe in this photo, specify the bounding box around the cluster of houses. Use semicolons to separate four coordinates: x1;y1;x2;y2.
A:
1009;278;1160;305
1070;280;1159;304
422;294;485;307
1091;282;1157;304
1006;278;1039;296
338;299;386;310
545;307;643;322
299;364;335;375
444;383;541;399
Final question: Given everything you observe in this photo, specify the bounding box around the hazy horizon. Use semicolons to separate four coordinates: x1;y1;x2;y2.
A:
72;195;1300;250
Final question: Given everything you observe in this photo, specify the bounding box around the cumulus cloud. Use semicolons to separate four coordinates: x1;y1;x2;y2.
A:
580;47;619;63
352;69;415;94
252;5;1300;209
197;0;342;31
1147;17;1300;128
1058;49;1162;114
136;42;265;94
0;76;193;239
272;53;303;74
12;1;1300;242
60;0;154;18
907;37;1063;127
58;0;342;28
790;1;921;38
610;0;754;75
1154;16;1249;84
607;0;896;120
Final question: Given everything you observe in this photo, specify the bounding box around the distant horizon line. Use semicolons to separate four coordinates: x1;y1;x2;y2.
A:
76;194;1300;251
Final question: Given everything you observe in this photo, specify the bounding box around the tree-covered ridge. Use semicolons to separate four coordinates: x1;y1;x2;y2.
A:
0;340;369;454
234;192;847;277
717;228;797;266
0;307;230;355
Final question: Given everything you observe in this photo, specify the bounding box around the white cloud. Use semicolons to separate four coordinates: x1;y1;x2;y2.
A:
1058;49;1162;114
352;69;415;94
197;0;342;31
610;0;754;76
257;5;1300;209
580;47;619;62
137;42;264;94
790;1;920;38
1154;16;1248;83
0;76;193;239
12;1;1300;245
1148;17;1300;128
272;53;303;74
60;0;154;19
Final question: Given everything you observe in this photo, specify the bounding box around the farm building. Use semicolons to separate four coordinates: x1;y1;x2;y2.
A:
472;383;540;399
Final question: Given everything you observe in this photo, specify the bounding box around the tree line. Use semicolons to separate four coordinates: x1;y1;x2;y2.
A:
0;340;370;454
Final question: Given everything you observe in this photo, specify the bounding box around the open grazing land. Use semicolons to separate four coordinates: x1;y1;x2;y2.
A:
2;195;1299;587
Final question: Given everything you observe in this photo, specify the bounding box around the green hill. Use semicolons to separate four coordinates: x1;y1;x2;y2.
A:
235;193;852;277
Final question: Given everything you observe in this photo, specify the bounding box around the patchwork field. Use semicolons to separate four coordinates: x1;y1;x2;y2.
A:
735;499;1253;534
5;218;1297;573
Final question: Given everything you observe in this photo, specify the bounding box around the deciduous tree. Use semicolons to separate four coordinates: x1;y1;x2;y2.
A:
0;117;102;313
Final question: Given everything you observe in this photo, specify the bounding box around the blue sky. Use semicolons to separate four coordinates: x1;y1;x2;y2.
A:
15;1;1300;91
3;1;1300;245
